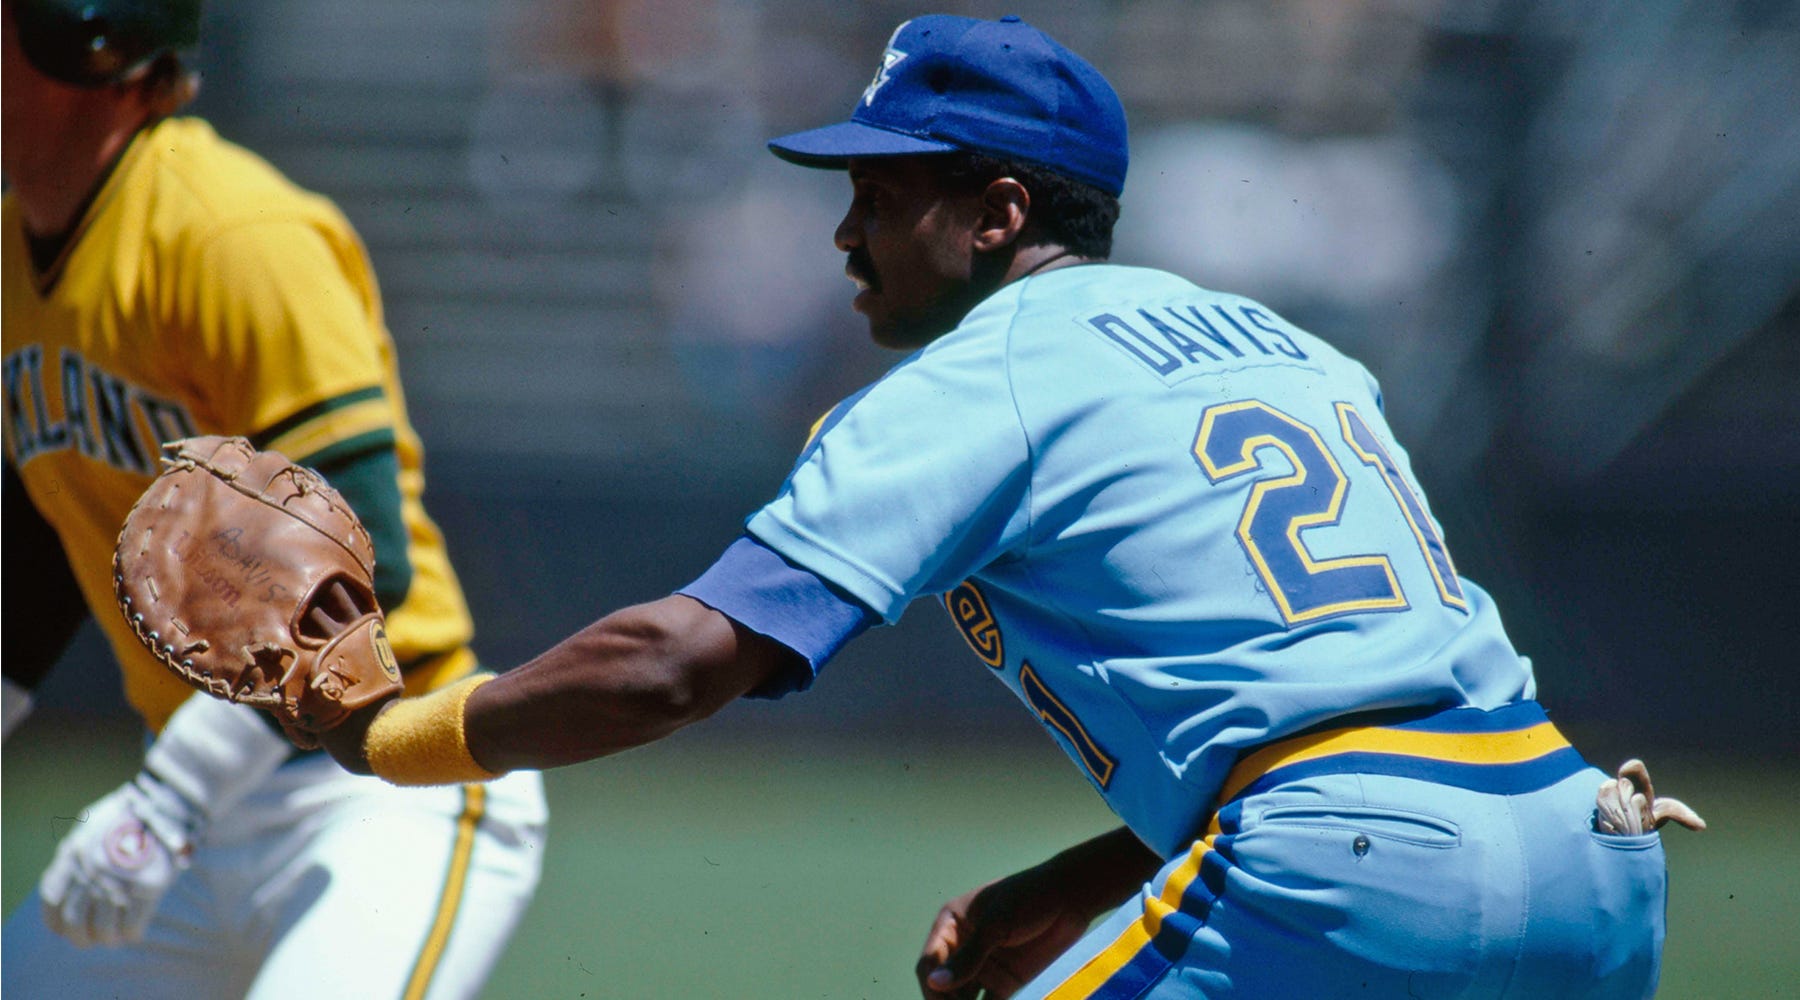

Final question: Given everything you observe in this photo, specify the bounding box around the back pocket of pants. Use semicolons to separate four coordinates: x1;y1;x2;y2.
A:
1253;803;1462;849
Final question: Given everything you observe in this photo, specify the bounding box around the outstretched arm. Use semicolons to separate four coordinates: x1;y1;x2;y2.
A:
322;594;803;779
112;440;834;777
470;595;799;771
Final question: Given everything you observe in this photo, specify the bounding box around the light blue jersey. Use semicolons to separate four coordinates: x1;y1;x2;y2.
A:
747;263;1535;856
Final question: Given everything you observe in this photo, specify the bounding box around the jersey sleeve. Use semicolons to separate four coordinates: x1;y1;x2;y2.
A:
678;534;879;698
179;218;415;605
744;327;1033;622
183;218;393;451
309;446;414;609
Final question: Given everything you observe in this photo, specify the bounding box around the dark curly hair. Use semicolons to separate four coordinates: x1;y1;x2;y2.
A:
934;152;1121;259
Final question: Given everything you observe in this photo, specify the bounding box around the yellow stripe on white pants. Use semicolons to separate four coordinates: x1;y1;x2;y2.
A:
403;784;486;1000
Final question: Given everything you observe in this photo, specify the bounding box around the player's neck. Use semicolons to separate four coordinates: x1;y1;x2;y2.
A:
1004;245;1093;285
11;117;146;240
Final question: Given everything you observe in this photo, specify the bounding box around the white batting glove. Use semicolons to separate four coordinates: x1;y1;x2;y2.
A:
40;772;199;947
1595;758;1707;835
38;695;294;947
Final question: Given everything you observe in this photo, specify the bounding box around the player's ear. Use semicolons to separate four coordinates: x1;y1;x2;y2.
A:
972;176;1030;253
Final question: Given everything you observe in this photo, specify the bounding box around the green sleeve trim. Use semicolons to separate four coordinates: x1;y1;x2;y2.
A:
250;385;385;450
304;439;413;608
297;427;398;470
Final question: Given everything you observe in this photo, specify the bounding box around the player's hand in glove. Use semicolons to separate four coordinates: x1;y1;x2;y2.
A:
113;436;404;747
1596;758;1707;835
40;771;197;947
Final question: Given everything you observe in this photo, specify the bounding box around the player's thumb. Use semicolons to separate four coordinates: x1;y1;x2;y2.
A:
925;930;996;995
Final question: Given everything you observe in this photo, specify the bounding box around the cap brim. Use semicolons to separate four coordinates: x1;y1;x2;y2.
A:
767;121;960;169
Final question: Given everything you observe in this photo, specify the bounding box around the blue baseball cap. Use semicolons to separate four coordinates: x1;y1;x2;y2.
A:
767;14;1128;196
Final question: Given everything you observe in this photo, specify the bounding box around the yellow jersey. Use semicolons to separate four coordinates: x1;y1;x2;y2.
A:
3;117;475;732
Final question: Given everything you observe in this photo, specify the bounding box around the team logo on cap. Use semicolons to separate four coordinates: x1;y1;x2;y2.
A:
861;21;910;106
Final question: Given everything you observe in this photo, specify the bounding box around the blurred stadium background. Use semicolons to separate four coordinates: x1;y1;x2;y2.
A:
6;0;1797;995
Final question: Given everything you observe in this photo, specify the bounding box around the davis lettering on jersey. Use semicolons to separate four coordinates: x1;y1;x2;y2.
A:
1084;301;1315;382
3;345;198;472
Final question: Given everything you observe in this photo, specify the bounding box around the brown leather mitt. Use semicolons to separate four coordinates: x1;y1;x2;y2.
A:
113;436;403;747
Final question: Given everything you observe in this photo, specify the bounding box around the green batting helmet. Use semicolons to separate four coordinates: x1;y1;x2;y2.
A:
11;0;200;87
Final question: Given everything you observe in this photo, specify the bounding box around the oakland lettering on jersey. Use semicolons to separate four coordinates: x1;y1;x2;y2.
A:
1084;301;1312;381
3;345;198;472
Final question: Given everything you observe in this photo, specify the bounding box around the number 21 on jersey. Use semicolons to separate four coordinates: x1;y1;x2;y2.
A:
1193;399;1467;625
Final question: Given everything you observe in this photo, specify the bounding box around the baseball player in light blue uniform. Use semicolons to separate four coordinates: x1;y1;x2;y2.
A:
718;257;1665;996
280;13;1700;999
724;19;1687;994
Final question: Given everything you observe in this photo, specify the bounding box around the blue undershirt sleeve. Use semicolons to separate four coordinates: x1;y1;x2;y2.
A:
678;534;881;699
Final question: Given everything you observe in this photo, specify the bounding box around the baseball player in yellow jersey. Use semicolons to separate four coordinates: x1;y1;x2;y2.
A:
1;2;547;997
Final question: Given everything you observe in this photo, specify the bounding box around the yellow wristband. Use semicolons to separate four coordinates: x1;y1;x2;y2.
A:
364;673;502;786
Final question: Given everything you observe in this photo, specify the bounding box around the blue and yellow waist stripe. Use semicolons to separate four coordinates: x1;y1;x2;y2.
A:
1217;698;1587;808
1044;700;1589;999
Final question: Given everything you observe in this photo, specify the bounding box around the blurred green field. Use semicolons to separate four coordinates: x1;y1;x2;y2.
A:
4;719;1792;998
